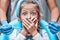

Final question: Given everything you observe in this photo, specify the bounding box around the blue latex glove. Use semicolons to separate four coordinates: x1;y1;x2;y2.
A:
49;21;60;34
0;20;14;35
0;27;1;35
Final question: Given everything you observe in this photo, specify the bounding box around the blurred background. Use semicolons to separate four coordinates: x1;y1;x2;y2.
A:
0;0;60;40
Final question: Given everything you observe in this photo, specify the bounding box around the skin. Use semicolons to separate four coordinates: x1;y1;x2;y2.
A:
19;3;40;37
0;0;59;22
19;0;60;37
46;0;59;21
0;0;9;21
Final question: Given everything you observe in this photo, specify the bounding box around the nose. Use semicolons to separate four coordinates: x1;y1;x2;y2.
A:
28;13;31;19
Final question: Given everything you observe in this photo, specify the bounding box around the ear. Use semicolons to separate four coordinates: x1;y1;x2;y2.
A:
38;14;40;20
18;16;22;21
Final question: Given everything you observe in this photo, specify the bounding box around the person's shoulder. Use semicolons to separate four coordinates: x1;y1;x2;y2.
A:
41;29;47;34
9;19;22;29
39;29;50;40
39;28;47;34
9;28;21;40
38;28;48;36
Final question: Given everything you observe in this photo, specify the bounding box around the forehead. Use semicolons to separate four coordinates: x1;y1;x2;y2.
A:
21;3;38;11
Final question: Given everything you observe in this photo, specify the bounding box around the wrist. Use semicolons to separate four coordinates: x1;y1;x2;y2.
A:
50;20;56;22
21;30;27;36
1;20;8;25
0;29;1;35
49;20;57;25
32;30;38;37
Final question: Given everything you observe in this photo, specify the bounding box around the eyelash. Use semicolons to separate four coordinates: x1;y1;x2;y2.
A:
31;12;36;15
22;12;27;15
22;12;37;15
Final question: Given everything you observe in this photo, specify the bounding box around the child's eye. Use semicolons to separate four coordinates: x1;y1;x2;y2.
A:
22;12;27;15
31;12;37;15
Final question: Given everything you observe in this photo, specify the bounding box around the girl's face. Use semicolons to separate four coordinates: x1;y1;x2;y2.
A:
19;3;40;22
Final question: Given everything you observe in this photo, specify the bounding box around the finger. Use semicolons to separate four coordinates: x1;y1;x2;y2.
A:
35;22;38;27
26;19;32;23
23;20;34;28
30;23;34;27
27;19;35;26
31;17;35;21
33;18;38;24
33;18;37;22
23;20;29;27
23;20;30;26
49;25;58;31
50;29;57;34
23;22;28;27
1;26;12;31
28;18;37;24
23;20;31;28
24;19;35;28
23;22;29;30
2;28;13;33
31;18;38;28
24;19;31;25
24;22;34;28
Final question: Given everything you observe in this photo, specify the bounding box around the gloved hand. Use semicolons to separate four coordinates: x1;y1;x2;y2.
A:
49;21;60;34
0;27;1;35
0;20;14;35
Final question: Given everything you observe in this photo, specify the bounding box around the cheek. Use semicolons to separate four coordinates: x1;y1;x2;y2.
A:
21;15;27;22
32;15;38;19
21;16;27;19
31;14;37;17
